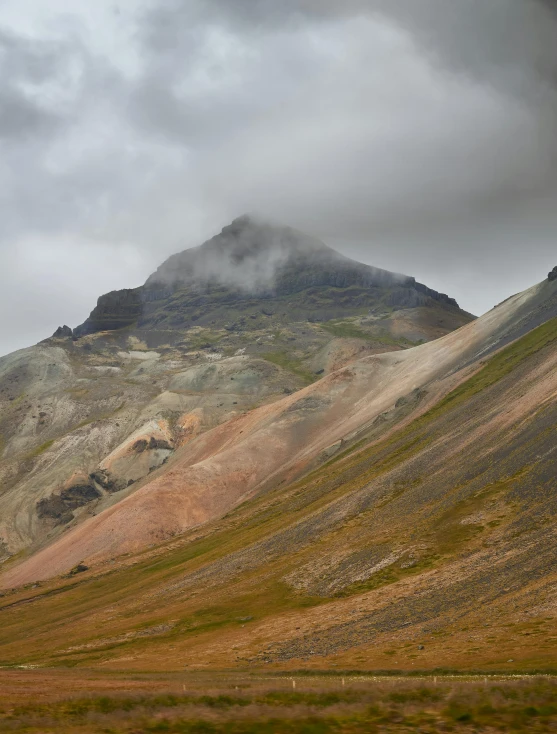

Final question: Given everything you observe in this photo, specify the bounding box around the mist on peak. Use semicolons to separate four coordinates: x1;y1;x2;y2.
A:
72;217;463;338
145;215;404;294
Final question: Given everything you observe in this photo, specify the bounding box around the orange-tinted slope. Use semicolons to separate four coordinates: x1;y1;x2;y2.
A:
2;279;556;588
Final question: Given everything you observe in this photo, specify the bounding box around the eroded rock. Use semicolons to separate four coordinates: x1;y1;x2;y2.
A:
37;483;101;525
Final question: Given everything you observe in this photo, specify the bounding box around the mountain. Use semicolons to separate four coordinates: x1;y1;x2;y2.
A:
0;266;556;676
0;217;472;569
73;215;465;337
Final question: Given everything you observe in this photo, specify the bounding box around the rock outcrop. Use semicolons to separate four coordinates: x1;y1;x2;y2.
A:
73;289;143;337
52;325;73;338
36;482;101;526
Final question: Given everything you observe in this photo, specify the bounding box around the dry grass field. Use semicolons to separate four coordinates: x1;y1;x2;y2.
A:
0;671;556;733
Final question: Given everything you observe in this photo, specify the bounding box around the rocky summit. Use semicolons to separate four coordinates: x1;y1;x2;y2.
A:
74;215;464;337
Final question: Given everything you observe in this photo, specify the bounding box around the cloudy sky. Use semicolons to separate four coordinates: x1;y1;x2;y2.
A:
1;0;557;355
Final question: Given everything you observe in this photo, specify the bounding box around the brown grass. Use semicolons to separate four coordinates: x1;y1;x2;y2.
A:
0;672;555;733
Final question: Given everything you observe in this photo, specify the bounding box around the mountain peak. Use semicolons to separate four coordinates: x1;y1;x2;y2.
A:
145;215;338;292
73;217;465;337
218;214;326;251
220;213;258;234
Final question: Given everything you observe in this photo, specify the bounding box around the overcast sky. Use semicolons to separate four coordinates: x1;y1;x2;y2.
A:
1;0;557;356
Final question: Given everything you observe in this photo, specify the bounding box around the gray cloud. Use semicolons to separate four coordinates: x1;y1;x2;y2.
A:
1;0;557;355
0;27;65;82
0;29;69;140
144;0;557;83
0;87;59;140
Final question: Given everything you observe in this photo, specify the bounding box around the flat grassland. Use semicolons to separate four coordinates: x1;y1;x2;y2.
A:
0;671;556;733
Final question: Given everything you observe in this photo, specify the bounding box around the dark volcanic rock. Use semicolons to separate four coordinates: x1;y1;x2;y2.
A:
145;216;457;305
37;482;101;525
52;325;73;338
73;216;466;336
548;266;557;282
73;288;143;337
133;437;173;453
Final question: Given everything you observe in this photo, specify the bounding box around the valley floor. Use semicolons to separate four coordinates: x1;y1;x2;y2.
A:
0;669;556;733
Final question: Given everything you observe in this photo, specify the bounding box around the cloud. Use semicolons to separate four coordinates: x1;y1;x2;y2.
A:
380;0;557;91
0;86;60;140
1;0;557;355
143;0;557;88
128;4;557;238
0;29;70;140
0;235;148;355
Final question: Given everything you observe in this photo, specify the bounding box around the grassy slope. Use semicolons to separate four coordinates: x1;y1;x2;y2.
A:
321;320;415;347
424;314;557;418
261;351;318;384
0;320;556;672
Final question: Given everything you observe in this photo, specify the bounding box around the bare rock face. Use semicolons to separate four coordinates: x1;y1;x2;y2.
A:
73;289;143;337
36;482;101;526
133;437;172;453
52;325;73;338
89;470;129;494
548;266;557;281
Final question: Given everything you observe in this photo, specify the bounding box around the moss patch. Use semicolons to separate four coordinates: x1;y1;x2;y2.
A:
262;352;317;384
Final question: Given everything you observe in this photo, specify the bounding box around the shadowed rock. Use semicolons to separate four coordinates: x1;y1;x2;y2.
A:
37;483;101;526
52;325;73;338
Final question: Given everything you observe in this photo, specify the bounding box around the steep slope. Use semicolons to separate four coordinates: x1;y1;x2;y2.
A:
0;218;471;565
0;274;556;674
2;275;555;588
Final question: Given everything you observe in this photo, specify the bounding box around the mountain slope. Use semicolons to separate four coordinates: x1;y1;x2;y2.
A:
0;274;556;674
2;274;556;585
0;218;471;566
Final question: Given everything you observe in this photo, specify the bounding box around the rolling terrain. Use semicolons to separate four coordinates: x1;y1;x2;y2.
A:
0;262;555;680
0;217;471;567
